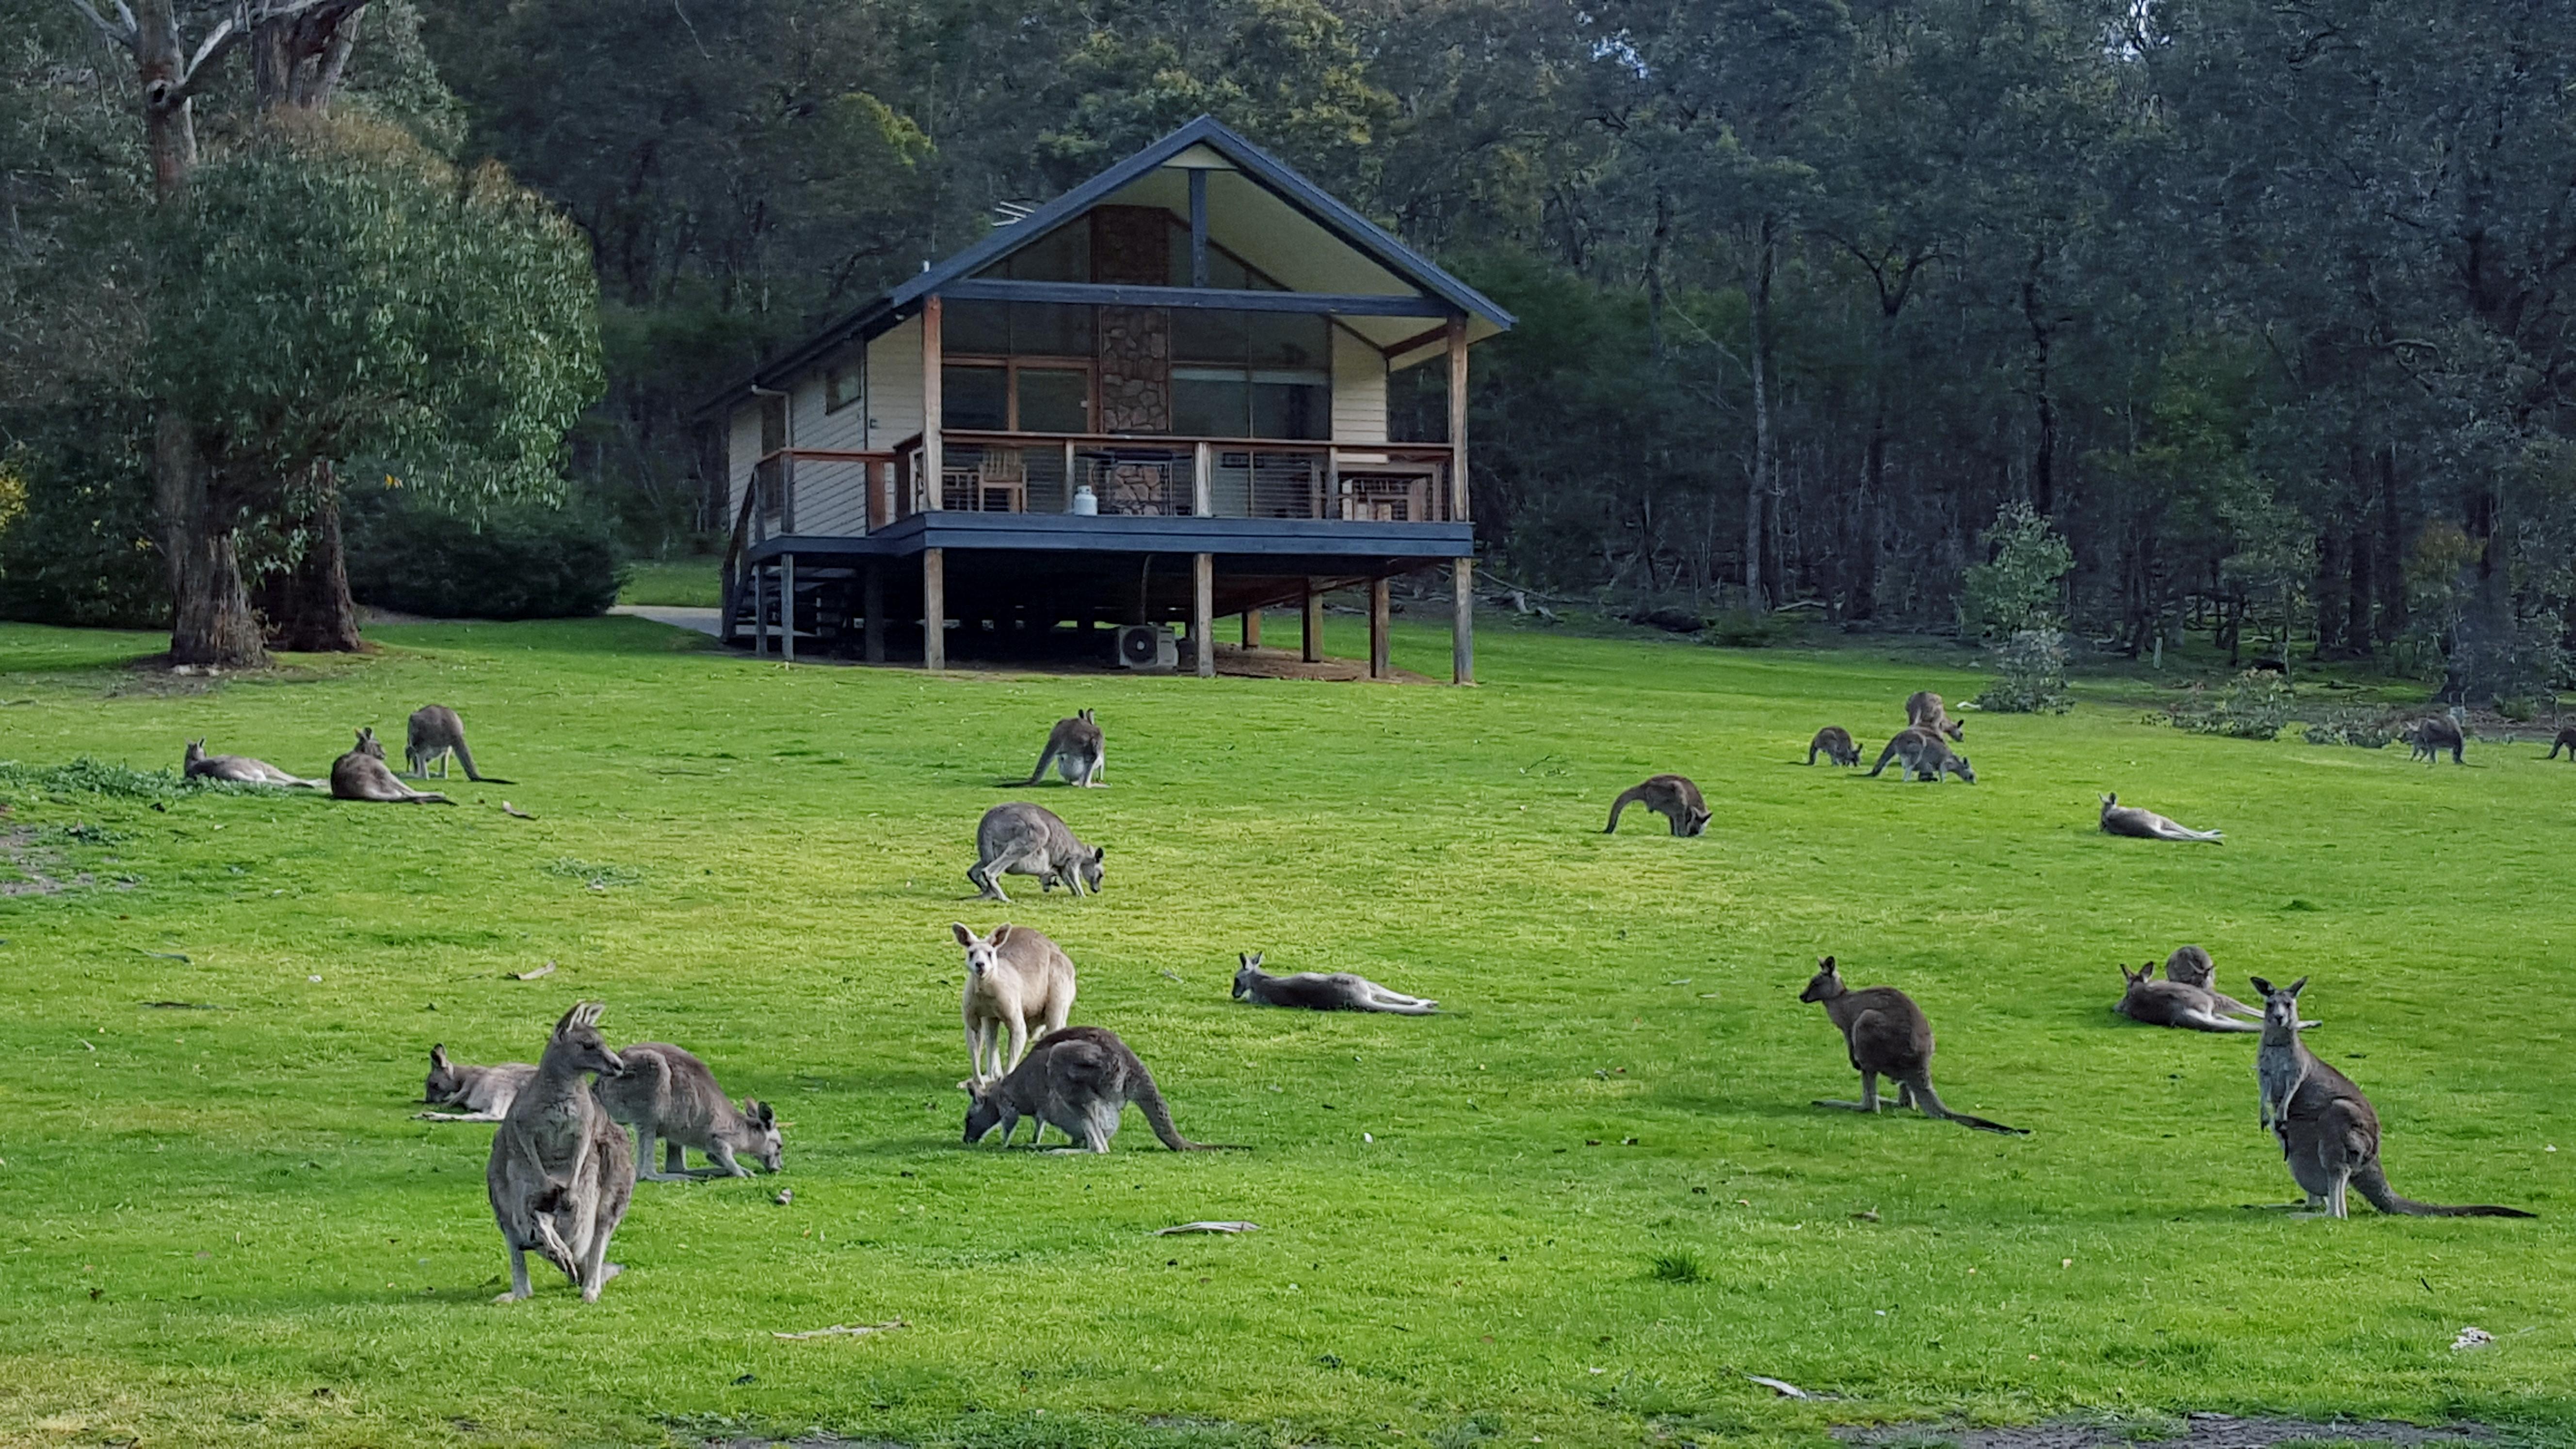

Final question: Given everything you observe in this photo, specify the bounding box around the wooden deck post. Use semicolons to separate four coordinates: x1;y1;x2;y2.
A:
921;295;944;512
1452;560;1473;685
1192;552;1215;677
1192;440;1214;517
863;563;885;664
1368;577;1391;679
781;553;797;663
1303;581;1324;663
1242;609;1261;648
752;563;767;657
923;547;946;670
1448;315;1474;686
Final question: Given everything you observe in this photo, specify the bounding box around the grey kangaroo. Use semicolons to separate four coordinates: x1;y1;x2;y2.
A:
2409;714;2467;765
419;1044;537;1121
486;1002;635;1302
1604;774;1711;835
1807;726;1861;766
1905;690;1966;741
182;740;323;788
407;705;509;782
1024;708;1105;787
2248;977;2531;1219
968;803;1105;902
962;1025;1240;1153
1232;951;1437;1014
953;921;1079;1082
332;728;452;804
2114;963;2259;1033
2099;793;2221;841
2161;945;2262;1020
2548;726;2576;760
1800;956;2026;1134
592;1042;782;1179
1868;726;1975;783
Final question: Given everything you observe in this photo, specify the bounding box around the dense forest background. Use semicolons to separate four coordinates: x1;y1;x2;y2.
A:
8;0;2576;697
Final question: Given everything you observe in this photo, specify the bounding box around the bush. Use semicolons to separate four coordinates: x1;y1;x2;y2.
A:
1704;608;1788;648
1958;501;2075;641
348;498;625;620
1974;628;2073;713
0;403;168;629
2301;710;2401;749
2168;670;2295;740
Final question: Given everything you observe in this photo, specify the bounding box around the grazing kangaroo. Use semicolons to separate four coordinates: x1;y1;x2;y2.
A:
419;1045;537;1121
332;728;452;804
1604;774;1711;836
962;1025;1240;1153
592;1042;781;1179
1905;691;1966;741
2248;977;2532;1219
2409;714;2467;765
182;740;323;788
968;803;1105;902
2114;963;2260;1033
2547;726;2576;760
953;922;1079;1083
1232;951;1437;1014
1800;957;2026;1134
2161;946;2262;1019
2099;793;2221;841
486;1002;635;1302
1867;726;1975;783
1807;726;1861;766
406;705;508;782
1024;708;1105;787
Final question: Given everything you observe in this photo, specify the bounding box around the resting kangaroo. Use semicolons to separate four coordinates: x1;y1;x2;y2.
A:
2248;977;2531;1219
1807;726;1861;766
1905;690;1966;741
1868;726;1975;783
2114;963;2259;1033
962;1025;1240;1153
2409;714;2467;765
1024;708;1105;787
1232;951;1436;1014
487;1002;634;1302
333;728;451;804
968;803;1105;902
2548;726;2576;760
2099;793;2221;841
2161;946;2261;1020
592;1042;781;1179
407;705;508;782
1604;774;1711;836
419;1045;537;1121
1800;956;2026;1134
953;922;1079;1083
182;740;322;788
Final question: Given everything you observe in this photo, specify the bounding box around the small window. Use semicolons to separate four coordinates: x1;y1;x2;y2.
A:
1173;370;1249;437
1012;302;1094;357
943;364;1008;431
945;300;1011;355
1017;368;1091;433
1004;221;1090;282
1174;309;1249;366
825;355;862;414
1251;379;1329;440
1247;313;1327;370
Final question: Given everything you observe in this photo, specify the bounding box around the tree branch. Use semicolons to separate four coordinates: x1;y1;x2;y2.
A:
174;12;246;98
62;0;139;52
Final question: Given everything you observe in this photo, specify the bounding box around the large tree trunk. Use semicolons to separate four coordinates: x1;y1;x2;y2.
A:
256;469;361;652
1744;214;1776;612
157;417;266;666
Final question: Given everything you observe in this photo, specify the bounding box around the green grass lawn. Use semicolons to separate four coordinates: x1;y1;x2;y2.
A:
1;614;2570;1449
618;557;724;609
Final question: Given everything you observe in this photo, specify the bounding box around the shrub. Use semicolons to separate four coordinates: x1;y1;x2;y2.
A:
348;498;624;620
0;406;168;629
1974;628;2073;713
2301;711;2401;749
1704;609;1788;648
1958;501;2075;641
0;757;266;802
2168;670;2295;740
1648;1249;1707;1284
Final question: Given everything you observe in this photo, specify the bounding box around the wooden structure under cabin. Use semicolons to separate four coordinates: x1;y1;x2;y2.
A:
708;115;1513;680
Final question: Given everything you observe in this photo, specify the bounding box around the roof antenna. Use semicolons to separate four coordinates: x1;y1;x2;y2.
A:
921;260;932;273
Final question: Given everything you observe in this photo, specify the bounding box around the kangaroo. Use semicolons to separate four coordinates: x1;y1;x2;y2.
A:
419;1044;537;1121
2247;976;2532;1219
2409;714;2466;765
486;1002;635;1302
406;705;509;783
1905;690;1966;741
1604;774;1711;836
592;1042;782;1179
962;1025;1241;1153
181;740;323;788
953;921;1079;1083
2547;726;2576;760
2099;793;2220;841
1232;951;1437;1014
1807;726;1861;766
2114;963;2260;1033
2161;945;2262;1020
1799;956;2026;1134
968;803;1105;902
1867;726;1975;783
332;728;452;804
1024;708;1105;787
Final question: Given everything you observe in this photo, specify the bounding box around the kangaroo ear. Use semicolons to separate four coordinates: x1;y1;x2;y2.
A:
990;923;1014;947
430;1043;449;1067
1818;955;1836;972
759;1100;776;1125
552;1003;582;1038
2249;976;2274;997
1092;846;1106;861
2287;976;2308;997
951;922;976;947
1247;951;1262;968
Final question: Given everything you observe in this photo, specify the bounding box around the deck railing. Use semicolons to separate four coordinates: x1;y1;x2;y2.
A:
887;430;1458;523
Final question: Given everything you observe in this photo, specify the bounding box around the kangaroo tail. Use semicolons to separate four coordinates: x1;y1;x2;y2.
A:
2353;1162;2533;1217
412;790;454;805
1024;743;1060;786
1131;1072;1240;1151
453;740;512;785
1805;744;1820;764
1909;1078;2029;1135
1604;787;1644;833
1866;748;1896;777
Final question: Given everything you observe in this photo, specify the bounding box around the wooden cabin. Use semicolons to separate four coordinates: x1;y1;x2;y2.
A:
710;116;1513;680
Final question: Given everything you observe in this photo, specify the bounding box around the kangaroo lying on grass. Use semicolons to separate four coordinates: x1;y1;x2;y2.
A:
592;1042;781;1179
1232;951;1436;1014
2161;946;2262;1020
968;803;1104;902
487;1002;634;1302
2099;793;2220;841
2248;977;2531;1219
953;922;1078;1082
1024;708;1104;787
182;740;322;788
2114;963;2260;1033
963;1026;1240;1153
1800;956;2026;1134
2409;714;2467;764
419;1045;537;1121
333;728;451;804
1604;774;1710;836
407;705;509;782
1906;691;1966;741
1868;726;1975;783
1807;726;1861;766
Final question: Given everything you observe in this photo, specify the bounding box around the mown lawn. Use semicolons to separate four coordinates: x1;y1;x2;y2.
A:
618;558;724;609
0;614;2569;1449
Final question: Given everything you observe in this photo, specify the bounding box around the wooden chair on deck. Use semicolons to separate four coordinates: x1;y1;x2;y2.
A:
942;450;1029;513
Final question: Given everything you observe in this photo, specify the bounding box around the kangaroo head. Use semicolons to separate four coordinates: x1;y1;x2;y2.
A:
2100;793;2118;813
424;1043;460;1102
743;1098;783;1172
2249;976;2308;1033
185;739;206;763
1799;955;1846;1003
1078;708;1094;724
546;1000;623;1078
2118;963;2149;989
2165;946;2213;987
354;726;385;759
1233;951;1264;998
1943;719;1965;741
953;922;1006;978
1950;756;1975;783
961;1078;1005;1144
1076;846;1106;893
1681;806;1712;836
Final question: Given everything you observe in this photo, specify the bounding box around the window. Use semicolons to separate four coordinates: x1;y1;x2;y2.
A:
1173;370;1250;437
944;361;1092;432
1167;308;1330;438
946;300;1012;354
1017;367;1091;433
1003;221;1090;282
757;394;785;453
942;364;1009;431
825;354;862;414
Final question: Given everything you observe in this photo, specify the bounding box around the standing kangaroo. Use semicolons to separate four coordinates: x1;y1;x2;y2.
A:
1905;691;1966;741
332;728;452;804
2547;726;2576;760
486;1002;635;1303
953;921;1079;1083
962;1026;1240;1153
1024;708;1105;787
1807;726;1861;766
2247;977;2532;1219
182;740;323;788
2161;946;2262;1020
2099;793;2221;841
968;803;1105;902
2409;714;2467;765
1867;726;1975;783
407;705;508;782
419;1044;537;1121
1604;774;1711;836
2114;963;2260;1033
1800;956;2026;1134
592;1042;782;1179
1232;951;1436;1014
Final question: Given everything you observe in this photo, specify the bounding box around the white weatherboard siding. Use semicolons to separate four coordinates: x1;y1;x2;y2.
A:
786;370;872;535
1332;325;1388;446
727;403;761;523
867;317;925;446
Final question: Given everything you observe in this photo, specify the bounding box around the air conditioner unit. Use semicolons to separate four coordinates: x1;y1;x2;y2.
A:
1115;624;1178;671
